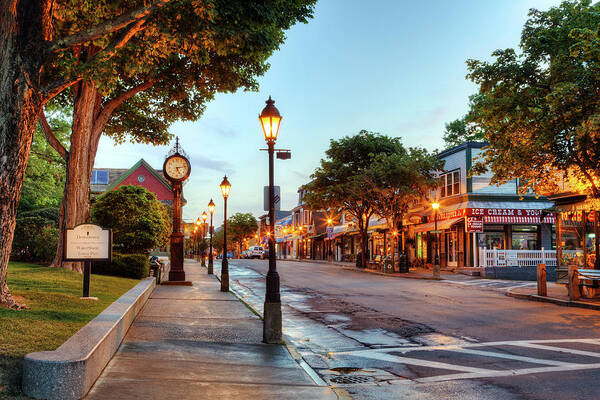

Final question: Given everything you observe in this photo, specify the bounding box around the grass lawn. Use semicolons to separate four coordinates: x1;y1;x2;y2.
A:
0;262;139;399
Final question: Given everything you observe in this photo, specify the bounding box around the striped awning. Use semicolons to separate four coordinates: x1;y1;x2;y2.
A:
484;215;555;224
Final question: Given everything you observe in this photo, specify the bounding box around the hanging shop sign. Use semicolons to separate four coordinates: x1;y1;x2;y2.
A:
465;216;484;233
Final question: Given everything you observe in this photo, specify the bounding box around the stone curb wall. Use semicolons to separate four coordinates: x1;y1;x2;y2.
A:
22;277;156;400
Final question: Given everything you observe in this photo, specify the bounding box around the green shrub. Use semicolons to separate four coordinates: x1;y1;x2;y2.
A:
18;207;60;225
11;216;59;262
92;253;149;279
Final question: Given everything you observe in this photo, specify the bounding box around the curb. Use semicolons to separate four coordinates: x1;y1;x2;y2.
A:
203;263;352;399
506;288;600;311
22;277;156;400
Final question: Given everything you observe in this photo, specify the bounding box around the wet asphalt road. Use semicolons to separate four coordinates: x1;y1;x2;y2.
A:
216;259;600;400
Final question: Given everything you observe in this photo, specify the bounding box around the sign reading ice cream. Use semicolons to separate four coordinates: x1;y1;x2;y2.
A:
65;224;111;261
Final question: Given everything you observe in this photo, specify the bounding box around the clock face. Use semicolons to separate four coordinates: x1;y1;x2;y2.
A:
164;156;190;181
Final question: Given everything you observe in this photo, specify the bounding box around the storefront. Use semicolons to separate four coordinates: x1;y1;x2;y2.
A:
410;204;554;268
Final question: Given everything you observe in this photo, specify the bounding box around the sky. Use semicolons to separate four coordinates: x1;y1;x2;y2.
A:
94;0;562;225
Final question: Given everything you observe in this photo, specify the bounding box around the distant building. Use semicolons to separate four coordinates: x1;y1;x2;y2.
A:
91;158;179;205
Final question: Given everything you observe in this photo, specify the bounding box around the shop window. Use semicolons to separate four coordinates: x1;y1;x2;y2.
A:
512;225;538;250
479;232;504;249
439;170;461;198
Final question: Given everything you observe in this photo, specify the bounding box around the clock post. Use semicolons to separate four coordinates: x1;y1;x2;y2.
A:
163;138;191;283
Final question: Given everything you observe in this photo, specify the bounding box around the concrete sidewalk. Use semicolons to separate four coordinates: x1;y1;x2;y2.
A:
86;260;337;400
507;283;600;311
281;257;468;281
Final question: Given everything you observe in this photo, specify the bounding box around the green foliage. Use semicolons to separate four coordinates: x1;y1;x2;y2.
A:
17;207;60;225
18;108;69;213
366;148;443;229
442;111;485;149
49;0;317;147
304;131;426;266
91;185;170;253
227;213;258;248
212;227;224;252
466;0;600;198
92;253;149;279
11;217;59;263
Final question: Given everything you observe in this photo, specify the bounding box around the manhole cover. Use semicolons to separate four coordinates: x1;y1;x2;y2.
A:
328;375;375;384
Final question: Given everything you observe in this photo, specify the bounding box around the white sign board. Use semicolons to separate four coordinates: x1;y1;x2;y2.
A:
65;224;111;261
264;186;281;211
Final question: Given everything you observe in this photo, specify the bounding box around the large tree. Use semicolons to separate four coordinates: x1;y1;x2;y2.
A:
0;0;315;307
304;131;409;268
227;212;258;256
366;148;442;266
467;0;600;206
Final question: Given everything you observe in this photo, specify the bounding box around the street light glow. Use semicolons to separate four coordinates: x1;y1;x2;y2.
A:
201;211;208;222
259;96;282;142
208;199;215;214
220;175;231;198
432;202;440;210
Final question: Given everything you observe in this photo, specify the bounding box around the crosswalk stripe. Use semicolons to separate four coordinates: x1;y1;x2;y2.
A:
450;348;576;366
349;351;495;373
509;342;600;358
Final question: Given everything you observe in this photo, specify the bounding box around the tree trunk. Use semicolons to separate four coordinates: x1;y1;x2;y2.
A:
0;0;50;308
51;82;101;272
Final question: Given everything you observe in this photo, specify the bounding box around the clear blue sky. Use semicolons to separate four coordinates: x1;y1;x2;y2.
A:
94;0;561;225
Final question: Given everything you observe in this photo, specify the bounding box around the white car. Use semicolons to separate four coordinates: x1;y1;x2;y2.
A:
248;246;264;259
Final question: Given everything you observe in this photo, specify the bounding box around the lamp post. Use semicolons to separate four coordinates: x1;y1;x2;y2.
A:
201;211;208;266
208;199;215;274
194;217;201;262
432;202;440;279
259;96;283;344
220;176;231;292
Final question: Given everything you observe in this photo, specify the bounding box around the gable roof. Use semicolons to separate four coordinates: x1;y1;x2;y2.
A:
105;159;172;193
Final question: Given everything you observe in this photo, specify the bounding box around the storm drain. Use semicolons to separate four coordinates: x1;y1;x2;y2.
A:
328;375;375;384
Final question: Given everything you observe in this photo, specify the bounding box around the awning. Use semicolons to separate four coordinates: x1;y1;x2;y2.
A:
413;217;464;233
484;215;555;224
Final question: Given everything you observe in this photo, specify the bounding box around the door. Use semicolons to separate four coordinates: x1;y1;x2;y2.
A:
446;231;458;267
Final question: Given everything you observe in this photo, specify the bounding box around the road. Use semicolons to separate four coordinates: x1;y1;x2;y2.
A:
216;259;600;400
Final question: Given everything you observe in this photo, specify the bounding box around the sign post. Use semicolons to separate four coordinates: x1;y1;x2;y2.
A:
64;223;112;299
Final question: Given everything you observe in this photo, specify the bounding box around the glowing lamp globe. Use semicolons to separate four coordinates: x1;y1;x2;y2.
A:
259;96;282;143
220;176;231;199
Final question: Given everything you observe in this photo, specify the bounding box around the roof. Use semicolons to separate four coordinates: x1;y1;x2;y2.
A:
104;159;172;193
438;141;488;159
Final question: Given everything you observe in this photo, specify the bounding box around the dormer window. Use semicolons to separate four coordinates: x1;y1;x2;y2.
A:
439;170;460;198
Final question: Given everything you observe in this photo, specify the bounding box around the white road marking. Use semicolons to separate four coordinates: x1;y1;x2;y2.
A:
450;348;576;366
331;338;600;384
509;342;600;358
349;351;495;373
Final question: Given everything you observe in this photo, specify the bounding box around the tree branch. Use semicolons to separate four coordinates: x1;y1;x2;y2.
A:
50;0;170;51
41;77;81;103
38;111;68;161
90;78;160;148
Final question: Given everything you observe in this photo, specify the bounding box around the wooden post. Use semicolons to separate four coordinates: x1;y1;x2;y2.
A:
568;264;581;301
537;263;547;297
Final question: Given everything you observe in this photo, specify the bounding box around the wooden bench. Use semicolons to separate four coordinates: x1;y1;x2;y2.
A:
568;267;600;300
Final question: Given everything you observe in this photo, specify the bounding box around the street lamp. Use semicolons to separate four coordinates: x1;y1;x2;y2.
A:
432;201;440;279
207;199;215;275
195;218;201;262
220;176;231;292
259;96;282;344
201;211;208;266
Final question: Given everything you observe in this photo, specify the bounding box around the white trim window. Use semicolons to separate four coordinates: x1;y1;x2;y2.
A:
439;170;460;198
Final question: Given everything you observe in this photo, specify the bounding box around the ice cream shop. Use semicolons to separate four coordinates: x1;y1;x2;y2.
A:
410;202;555;270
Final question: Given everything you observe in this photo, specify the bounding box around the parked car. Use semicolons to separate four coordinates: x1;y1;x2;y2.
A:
248;246;264;259
240;250;250;259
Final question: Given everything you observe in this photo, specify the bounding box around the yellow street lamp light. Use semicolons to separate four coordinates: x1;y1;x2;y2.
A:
259;96;282;143
201;211;208;223
220;175;231;198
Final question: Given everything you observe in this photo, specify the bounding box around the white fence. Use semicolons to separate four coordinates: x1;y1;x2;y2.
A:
479;248;558;268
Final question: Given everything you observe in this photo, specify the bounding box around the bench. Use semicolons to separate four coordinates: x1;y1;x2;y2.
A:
577;269;600;286
568;267;600;300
